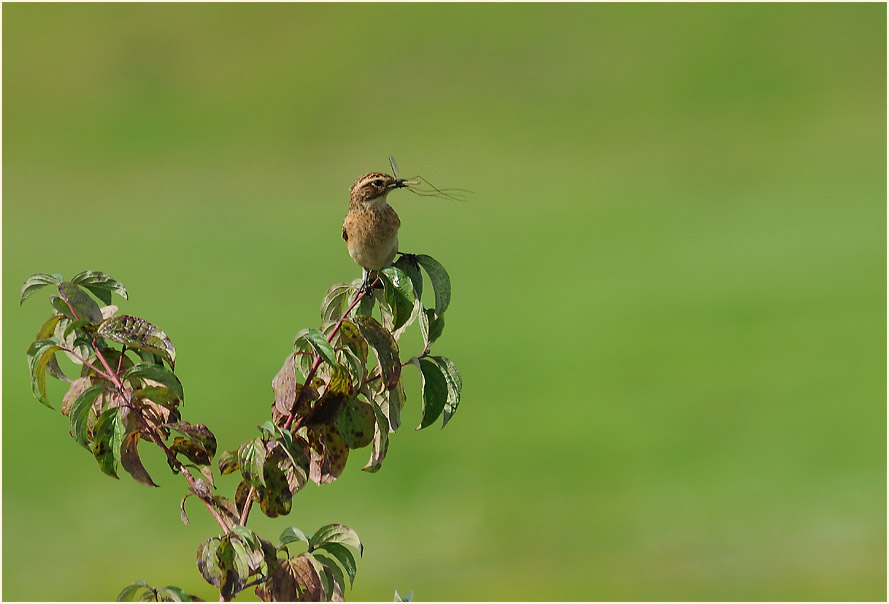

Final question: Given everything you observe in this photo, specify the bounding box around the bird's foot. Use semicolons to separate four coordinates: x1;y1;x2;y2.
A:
360;270;383;296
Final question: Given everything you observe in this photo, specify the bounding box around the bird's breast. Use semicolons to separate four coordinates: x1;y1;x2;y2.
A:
343;203;401;271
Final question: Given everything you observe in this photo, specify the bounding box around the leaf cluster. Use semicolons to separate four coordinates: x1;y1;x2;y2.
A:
21;255;462;601
22;272;184;487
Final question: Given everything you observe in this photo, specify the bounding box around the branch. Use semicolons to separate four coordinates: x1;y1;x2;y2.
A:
239;277;379;526
62;298;232;535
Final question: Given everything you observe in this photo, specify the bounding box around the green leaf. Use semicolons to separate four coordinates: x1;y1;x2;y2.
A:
217;449;239;475
280;526;310;547
335;397;375;449
132;385;181;410
121;428;159;487
168;421;217;466
218;537;249;599
419;308;445;345
355;287;376;317
122;363;184;402
313;553;347;595
92;407;124;478
362;399;390;473
380;266;417;334
394;254;424;300
321;283;356;323
156;585;192;602
116;579;152;602
316;542;357;588
27;339;63;408
58;281;104;324
353;314;401;390
429;355;462;428
257;445;295;518
294;327;339;368
416;254;451;316
71;270;128;304
50;295;77;322
196;536;224;588
63;318;92;340
98;315;176;369
413;357;448;430
379;378;406;433
309;523;363;556
238;436;267;488
230;525;259;550
20;272;62;304
69;383;108;447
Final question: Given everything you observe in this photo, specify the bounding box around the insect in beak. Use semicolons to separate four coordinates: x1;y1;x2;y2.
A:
393;178;420;189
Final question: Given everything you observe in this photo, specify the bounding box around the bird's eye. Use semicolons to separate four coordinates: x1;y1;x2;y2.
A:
373;179;383;188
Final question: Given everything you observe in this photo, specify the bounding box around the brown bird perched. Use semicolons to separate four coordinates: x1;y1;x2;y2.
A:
342;171;418;290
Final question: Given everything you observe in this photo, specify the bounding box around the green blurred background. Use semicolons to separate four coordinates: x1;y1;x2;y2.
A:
3;3;885;601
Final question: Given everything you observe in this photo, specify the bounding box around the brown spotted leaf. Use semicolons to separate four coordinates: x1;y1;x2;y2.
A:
256;443;295;518
334;320;368;362
168;421;217;466
335;398;375;449
304;366;352;427
272;353;299;416
98;314;176;369
306;425;349;485
92;407;124;478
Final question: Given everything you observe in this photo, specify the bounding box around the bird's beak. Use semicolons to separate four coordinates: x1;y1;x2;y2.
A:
392;178;420;189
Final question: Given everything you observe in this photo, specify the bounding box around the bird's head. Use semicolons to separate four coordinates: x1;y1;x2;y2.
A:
349;172;418;206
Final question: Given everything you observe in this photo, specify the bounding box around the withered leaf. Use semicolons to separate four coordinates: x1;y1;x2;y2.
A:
62;377;92;417
120;428;159;487
262;556;324;602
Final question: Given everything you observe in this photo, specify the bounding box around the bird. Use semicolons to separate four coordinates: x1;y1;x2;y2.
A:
342;170;417;290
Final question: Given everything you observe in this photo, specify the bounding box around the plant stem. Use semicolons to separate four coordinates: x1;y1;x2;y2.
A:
59;345;115;382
